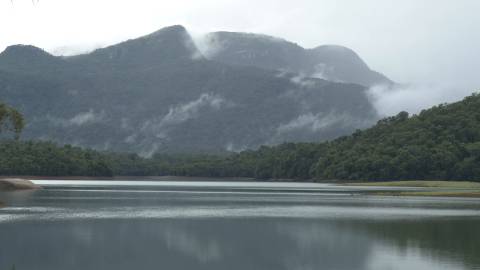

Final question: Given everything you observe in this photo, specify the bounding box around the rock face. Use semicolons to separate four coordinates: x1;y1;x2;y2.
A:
0;25;382;155
0;179;40;191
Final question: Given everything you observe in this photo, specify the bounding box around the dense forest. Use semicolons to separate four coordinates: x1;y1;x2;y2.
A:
1;93;480;181
203;93;480;181
0;140;113;177
0;102;24;139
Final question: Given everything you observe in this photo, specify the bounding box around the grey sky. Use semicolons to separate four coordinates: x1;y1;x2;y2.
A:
1;0;480;113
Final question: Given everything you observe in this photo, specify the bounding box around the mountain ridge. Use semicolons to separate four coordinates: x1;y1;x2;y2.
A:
0;25;381;154
198;31;392;87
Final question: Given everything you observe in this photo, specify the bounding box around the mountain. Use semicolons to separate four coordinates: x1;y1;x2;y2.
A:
0;25;379;155
199;31;392;87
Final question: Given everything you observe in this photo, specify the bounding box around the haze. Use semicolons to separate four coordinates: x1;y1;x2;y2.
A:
1;0;479;115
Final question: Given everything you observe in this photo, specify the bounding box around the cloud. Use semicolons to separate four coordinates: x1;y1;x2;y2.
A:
159;93;225;127
2;0;480;94
311;63;340;82
50;43;105;56
276;112;352;134
69;110;102;125
192;33;225;59
289;74;316;88
136;93;229;156
225;142;248;153
47;109;104;127
139;142;160;158
367;83;478;116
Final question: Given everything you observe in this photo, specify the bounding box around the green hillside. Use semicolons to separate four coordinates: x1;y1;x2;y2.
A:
2;93;480;181
170;93;480;181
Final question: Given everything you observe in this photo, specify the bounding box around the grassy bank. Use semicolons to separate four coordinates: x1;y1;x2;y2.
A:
349;180;480;188
348;181;480;197
370;190;480;198
389;191;480;197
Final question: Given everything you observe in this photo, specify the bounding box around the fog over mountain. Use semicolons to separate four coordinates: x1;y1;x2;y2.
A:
0;25;379;155
2;0;479;117
196;32;392;87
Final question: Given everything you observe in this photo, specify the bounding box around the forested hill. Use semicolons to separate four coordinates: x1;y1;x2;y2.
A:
158;93;480;181
226;94;480;180
2;94;480;181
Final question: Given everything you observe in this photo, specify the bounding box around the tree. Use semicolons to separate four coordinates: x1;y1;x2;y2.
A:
0;102;25;139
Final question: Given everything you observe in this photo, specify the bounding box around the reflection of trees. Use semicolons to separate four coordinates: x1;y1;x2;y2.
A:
0;217;478;270
0;219;372;270
332;218;480;269
276;222;372;270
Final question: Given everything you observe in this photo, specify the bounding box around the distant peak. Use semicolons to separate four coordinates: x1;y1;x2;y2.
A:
74;24;203;65
208;31;289;43
311;45;357;55
1;44;52;58
144;25;188;39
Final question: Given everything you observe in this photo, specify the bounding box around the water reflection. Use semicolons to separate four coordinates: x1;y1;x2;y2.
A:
0;184;480;270
2;218;477;270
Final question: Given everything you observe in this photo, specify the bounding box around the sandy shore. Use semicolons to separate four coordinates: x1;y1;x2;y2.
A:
0;178;41;191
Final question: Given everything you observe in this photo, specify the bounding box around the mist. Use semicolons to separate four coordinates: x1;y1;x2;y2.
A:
2;0;480;118
368;84;479;117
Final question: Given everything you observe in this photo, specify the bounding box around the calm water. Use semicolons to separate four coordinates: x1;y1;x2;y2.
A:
1;180;480;270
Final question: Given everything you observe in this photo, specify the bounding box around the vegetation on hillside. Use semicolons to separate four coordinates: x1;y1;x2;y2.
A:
151;93;480;181
0;141;113;177
1;93;480;181
0;102;24;139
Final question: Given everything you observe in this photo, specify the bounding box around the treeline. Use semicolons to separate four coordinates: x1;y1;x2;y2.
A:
149;93;480;181
2;93;480;181
195;93;480;181
0;141;113;176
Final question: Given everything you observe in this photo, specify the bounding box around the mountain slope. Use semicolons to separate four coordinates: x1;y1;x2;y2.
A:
199;31;392;87
178;93;480;181
0;25;379;155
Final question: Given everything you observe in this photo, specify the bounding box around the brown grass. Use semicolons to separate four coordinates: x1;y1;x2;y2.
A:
349;180;480;189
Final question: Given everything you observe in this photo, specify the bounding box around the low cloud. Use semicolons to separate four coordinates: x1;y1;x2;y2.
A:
139;142;160;158
311;63;339;82
289;74;316;88
160;93;225;127
267;111;375;145
69;110;102;125
50;43;105;56
193;33;225;59
136;93;229;156
48;109;104;127
277;112;351;134
367;83;478;117
225;142;248;153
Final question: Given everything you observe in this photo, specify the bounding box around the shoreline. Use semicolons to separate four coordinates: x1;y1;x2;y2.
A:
2;177;480;198
0;175;256;182
370;191;480;197
346;180;480;198
0;178;41;191
346;180;480;188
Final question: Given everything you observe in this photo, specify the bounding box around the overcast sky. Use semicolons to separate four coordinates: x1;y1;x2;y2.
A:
1;0;480;112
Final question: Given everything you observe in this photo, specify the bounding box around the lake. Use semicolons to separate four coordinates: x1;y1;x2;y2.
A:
1;180;480;270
